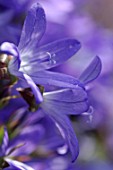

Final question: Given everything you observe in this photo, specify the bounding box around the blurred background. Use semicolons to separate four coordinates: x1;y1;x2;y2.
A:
0;0;113;169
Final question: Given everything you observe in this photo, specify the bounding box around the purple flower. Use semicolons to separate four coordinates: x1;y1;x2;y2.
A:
0;3;81;101
0;2;102;164
0;49;101;163
0;128;35;170
0;0;35;45
22;56;101;161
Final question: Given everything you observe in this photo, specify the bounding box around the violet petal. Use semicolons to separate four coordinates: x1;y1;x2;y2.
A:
29;70;80;88
41;106;79;162
1;127;9;156
43;87;89;115
0;42;19;57
5;158;34;170
20;39;81;73
18;3;46;51
79;56;102;85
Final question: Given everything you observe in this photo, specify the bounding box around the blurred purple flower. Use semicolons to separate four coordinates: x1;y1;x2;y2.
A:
0;9;21;44
0;127;35;170
0;0;36;45
0;0;34;14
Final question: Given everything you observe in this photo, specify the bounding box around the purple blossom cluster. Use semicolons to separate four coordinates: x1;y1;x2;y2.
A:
1;0;112;170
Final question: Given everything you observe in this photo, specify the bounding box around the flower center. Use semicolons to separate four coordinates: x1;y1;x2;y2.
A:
0;158;9;169
0;54;15;79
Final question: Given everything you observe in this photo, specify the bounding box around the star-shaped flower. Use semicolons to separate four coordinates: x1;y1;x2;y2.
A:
0;2;81;103
0;2;102;164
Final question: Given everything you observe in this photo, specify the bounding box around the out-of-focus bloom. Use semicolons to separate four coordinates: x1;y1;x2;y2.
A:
0;127;35;170
0;0;34;14
0;0;36;44
0;10;21;45
73;161;113;170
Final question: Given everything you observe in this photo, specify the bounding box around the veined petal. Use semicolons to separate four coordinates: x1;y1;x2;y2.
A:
29;71;80;88
5;158;34;170
42;87;89;115
23;74;43;104
18;3;46;52
79;56;102;85
44;87;87;102
41;106;79;162
19;39;81;73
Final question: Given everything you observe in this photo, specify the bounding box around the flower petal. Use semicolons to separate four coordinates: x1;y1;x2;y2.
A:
0;42;19;57
29;70;80;88
79;56;102;84
41;106;79;162
43;87;89;115
5;158;34;170
44;87;87;102
1;127;9;156
20;39;81;73
0;42;20;75
18;3;46;51
38;115;64;151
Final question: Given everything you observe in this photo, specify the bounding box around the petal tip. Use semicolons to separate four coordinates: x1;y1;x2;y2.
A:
69;39;81;51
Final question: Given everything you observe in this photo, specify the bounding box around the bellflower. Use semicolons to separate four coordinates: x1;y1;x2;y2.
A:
10;86;89;162
23;55;101;162
0;55;102;162
5;82;89;162
0;1;102;164
0;2;81;102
